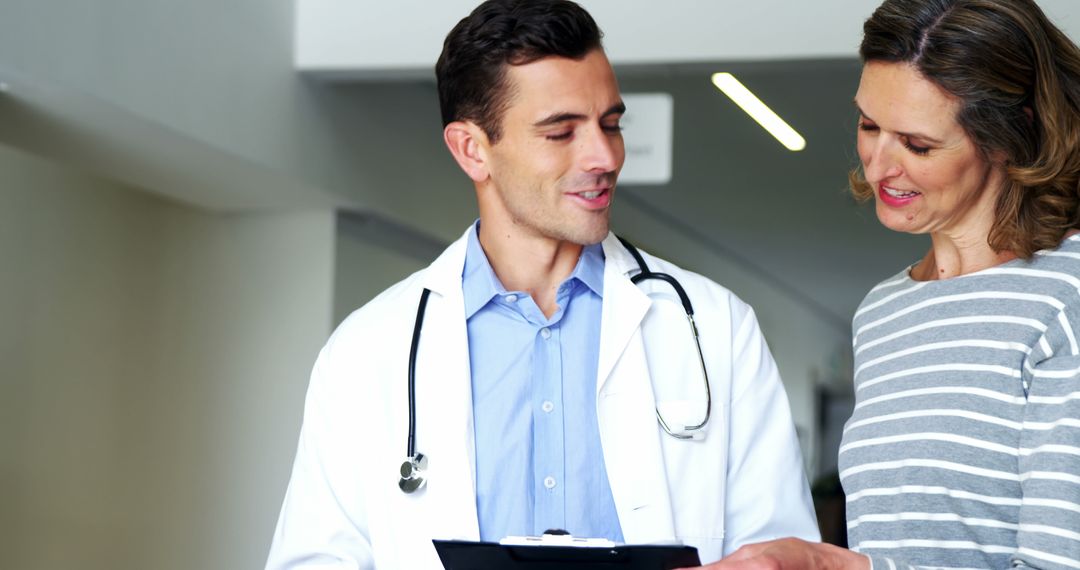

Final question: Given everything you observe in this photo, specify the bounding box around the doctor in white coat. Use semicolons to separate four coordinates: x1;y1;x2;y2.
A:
266;1;818;568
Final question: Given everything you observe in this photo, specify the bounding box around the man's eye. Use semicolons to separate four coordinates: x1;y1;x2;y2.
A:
602;123;623;133
546;132;573;141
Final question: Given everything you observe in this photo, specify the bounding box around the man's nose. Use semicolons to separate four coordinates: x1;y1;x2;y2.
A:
580;125;623;173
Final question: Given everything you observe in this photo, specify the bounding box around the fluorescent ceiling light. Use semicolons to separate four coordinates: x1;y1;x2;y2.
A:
711;72;806;152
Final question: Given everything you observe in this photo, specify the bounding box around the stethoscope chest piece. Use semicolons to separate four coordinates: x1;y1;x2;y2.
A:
398;453;428;494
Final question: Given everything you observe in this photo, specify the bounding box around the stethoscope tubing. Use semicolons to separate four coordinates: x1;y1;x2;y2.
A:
617;236;712;438
406;288;432;459
400;237;713;492
617;236;694;316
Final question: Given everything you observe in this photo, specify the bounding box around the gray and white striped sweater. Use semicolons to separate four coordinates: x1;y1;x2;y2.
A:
841;234;1080;570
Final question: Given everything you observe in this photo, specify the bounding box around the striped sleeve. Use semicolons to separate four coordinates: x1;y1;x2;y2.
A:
1014;308;1080;570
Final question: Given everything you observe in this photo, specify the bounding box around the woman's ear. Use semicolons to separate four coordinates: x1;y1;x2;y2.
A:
443;121;490;183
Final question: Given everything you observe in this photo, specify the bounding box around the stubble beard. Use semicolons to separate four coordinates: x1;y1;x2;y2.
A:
496;172;618;246
509;206;611;246
551;173;617;245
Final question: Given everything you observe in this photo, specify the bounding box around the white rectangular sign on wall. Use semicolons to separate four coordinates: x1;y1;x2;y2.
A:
619;93;674;186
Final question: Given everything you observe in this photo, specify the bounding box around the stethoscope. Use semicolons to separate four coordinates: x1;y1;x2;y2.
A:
398;237;712;494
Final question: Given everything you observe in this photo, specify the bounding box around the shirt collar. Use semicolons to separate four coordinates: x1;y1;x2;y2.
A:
573;241;606;298
462;222;503;319
461;221;606;319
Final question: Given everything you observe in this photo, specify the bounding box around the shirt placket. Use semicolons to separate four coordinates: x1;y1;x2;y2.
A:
532;299;567;534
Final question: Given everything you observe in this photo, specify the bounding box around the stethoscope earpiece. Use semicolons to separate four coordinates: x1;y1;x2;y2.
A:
398;453;428;494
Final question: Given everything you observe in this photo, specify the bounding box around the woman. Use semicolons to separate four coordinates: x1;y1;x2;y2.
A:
684;1;1080;569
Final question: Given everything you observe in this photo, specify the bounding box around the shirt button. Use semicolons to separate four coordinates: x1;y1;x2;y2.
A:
540;327;551;339
504;294;518;303
541;401;554;413
543;476;557;489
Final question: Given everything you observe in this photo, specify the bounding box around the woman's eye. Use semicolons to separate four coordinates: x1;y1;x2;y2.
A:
904;139;931;155
858;122;879;132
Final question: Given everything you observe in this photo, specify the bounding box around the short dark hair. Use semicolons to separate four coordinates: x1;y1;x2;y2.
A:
435;0;604;143
851;0;1080;258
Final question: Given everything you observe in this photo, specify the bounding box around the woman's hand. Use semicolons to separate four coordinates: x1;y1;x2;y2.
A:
676;537;871;570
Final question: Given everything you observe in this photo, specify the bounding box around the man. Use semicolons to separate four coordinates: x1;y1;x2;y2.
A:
266;1;818;568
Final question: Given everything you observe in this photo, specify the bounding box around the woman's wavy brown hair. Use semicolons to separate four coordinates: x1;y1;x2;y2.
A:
851;0;1080;258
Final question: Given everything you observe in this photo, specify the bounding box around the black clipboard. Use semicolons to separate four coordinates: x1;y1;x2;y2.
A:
433;539;700;569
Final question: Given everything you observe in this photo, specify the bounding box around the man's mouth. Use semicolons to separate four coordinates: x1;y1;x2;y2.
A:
567;187;613;209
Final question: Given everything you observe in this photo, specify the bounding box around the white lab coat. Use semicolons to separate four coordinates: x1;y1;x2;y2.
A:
266;228;818;569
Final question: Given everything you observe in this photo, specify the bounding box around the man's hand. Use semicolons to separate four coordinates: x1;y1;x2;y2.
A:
676;537;871;570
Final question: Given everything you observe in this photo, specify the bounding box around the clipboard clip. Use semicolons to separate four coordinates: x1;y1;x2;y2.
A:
499;529;617;548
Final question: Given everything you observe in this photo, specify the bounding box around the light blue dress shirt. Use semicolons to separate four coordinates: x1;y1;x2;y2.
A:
462;224;623;542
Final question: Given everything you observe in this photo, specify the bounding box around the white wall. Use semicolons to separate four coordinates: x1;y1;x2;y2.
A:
0;0;304;180
333;215;433;327
0;145;335;570
0;0;472;221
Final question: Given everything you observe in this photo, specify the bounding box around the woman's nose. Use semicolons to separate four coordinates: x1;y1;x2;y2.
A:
862;138;903;182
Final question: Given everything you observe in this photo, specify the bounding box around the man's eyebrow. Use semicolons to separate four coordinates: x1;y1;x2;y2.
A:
853;100;944;144
604;102;627;118
532;102;627;128
533;112;586;128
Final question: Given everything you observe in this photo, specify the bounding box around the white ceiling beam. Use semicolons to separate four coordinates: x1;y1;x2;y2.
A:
296;0;1080;79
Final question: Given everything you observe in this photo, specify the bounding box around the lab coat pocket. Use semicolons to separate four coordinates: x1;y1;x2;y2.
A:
655;399;711;441
659;399;727;561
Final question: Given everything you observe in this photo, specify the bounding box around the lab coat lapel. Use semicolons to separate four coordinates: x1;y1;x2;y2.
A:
412;229;480;541
597;235;677;543
597;236;651;392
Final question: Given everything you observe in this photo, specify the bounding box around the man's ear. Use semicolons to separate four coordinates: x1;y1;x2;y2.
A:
444;121;490;183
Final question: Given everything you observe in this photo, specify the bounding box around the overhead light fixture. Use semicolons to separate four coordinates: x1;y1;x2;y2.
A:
711;72;806;152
